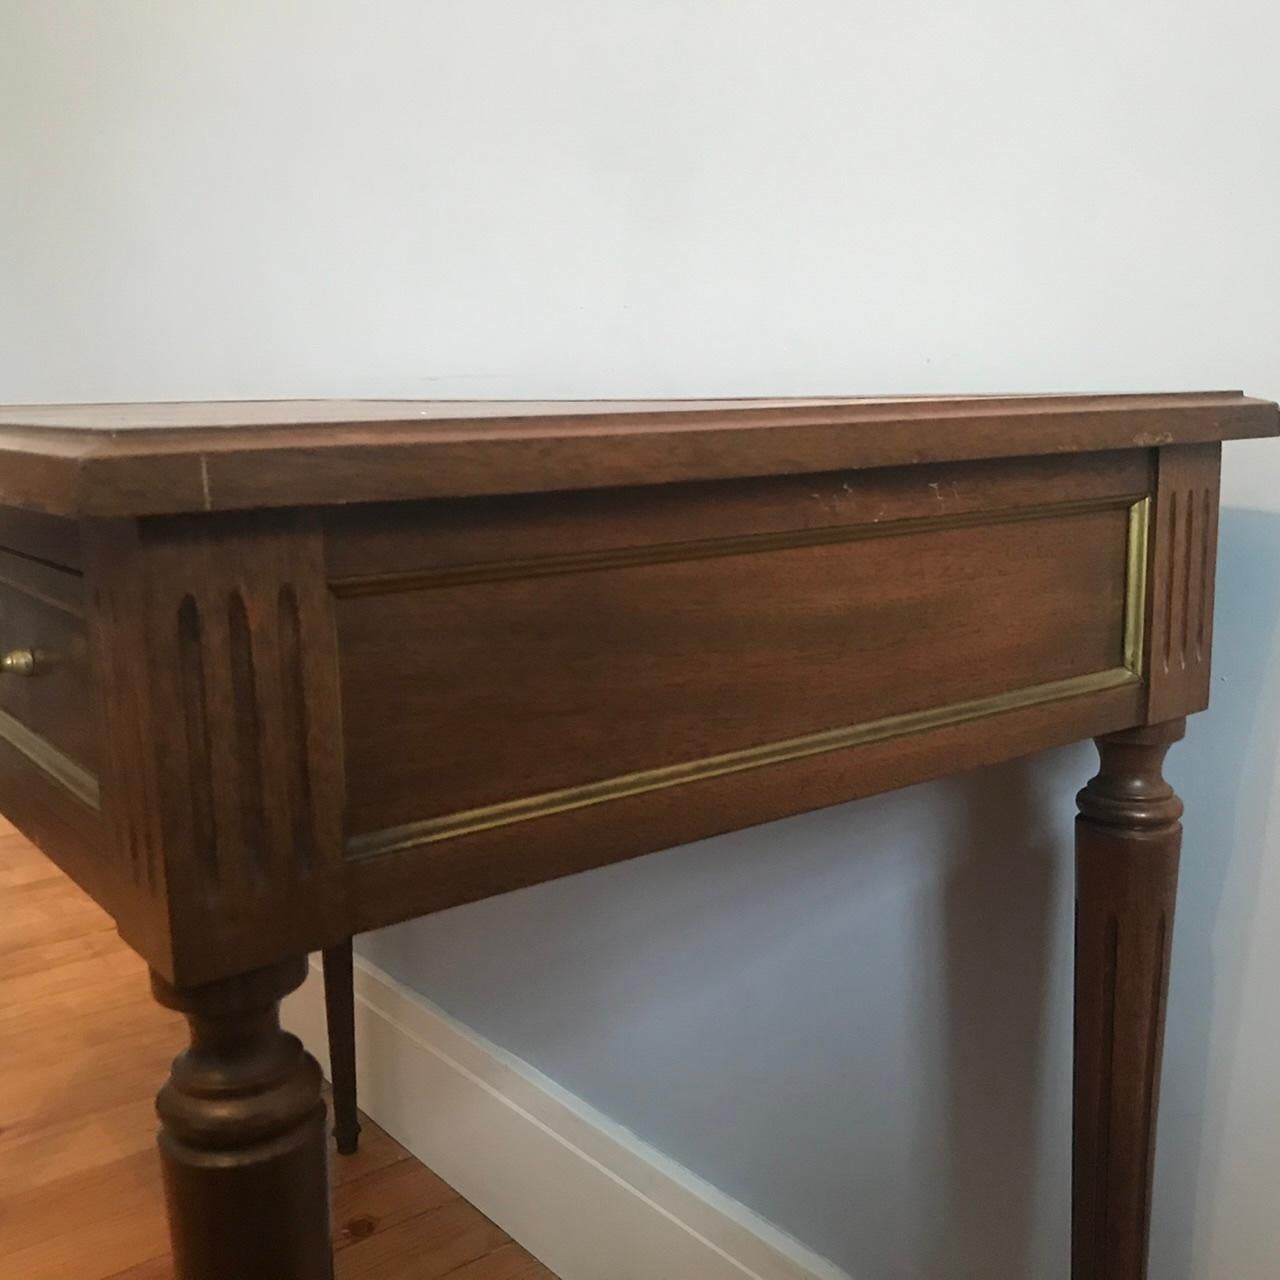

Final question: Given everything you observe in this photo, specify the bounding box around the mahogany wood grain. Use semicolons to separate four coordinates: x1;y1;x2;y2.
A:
339;499;1132;840
0;504;83;567
0;541;84;612
348;671;1148;932
323;451;1151;581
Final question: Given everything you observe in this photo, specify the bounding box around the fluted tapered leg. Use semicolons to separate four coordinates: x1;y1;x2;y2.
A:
152;957;333;1280
1073;720;1184;1280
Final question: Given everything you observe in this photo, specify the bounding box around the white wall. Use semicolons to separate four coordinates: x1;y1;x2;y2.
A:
2;3;1278;1276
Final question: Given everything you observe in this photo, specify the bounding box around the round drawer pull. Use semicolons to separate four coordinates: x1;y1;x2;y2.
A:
1;648;39;676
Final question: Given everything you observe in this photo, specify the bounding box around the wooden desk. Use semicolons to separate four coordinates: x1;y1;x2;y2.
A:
0;392;1275;1280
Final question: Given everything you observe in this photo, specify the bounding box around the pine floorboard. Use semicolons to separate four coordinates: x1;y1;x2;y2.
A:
0;819;558;1280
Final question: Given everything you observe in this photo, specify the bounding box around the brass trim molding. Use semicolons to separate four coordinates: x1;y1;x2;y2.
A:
1124;496;1151;676
349;666;1142;860
0;705;100;810
331;493;1148;597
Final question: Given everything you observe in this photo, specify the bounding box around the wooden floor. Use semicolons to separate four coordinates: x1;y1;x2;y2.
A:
0;818;557;1280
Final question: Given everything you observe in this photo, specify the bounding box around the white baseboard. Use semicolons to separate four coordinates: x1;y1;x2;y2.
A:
283;953;850;1280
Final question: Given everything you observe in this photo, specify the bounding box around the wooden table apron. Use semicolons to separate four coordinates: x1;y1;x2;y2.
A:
0;393;1275;1280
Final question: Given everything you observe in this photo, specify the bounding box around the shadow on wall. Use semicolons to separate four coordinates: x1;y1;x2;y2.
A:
925;756;1066;1280
364;728;1082;1279
1149;507;1280;1280
883;506;1280;1280
360;507;1280;1280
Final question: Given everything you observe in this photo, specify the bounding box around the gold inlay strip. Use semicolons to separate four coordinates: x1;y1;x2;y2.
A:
0;705;99;810
1123;496;1150;676
331;494;1146;597
349;666;1142;860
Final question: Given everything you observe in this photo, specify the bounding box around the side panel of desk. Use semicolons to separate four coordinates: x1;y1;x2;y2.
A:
0;442;1224;986
327;451;1164;935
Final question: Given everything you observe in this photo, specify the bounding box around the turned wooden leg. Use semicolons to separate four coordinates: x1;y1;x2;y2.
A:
152;957;334;1280
1073;719;1184;1280
323;938;362;1154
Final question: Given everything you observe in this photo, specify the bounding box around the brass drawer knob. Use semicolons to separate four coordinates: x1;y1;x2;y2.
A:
1;648;38;676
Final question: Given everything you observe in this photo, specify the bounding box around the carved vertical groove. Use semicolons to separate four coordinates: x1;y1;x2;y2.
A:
278;586;316;876
167;562;337;906
177;595;219;888
127;819;143;889
94;585;139;886
1095;912;1119;1261
109;582;162;894
84;541;171;957
85;512;346;985
1180;490;1194;667
1165;482;1209;680
1161;490;1177;675
1146;446;1220;723
1159;484;1212;684
124;677;161;892
1136;910;1168;1280
227;589;268;888
1196;489;1210;662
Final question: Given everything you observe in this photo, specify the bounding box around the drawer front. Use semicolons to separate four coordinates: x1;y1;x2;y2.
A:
0;550;96;804
331;455;1150;855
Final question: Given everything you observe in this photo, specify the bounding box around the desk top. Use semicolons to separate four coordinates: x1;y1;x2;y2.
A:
0;391;1274;517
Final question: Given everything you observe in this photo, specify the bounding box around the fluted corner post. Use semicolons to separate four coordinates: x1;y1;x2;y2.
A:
1073;719;1185;1280
152;958;334;1280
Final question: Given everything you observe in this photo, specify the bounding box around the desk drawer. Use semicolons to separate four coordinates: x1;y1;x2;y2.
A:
0;550;96;800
